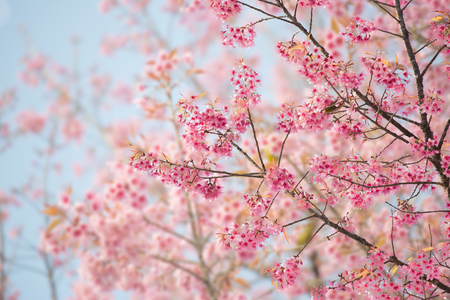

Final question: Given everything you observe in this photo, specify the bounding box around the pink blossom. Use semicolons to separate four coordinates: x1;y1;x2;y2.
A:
297;0;329;7
15;110;46;133
221;24;256;48
342;16;377;44
265;166;295;191
267;256;302;290
62;118;84;142
230;61;261;108
415;89;444;115
208;0;241;21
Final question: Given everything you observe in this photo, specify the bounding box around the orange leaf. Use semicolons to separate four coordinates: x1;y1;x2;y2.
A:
355;269;369;279
42;205;60;216
421;246;435;252
429;15;445;22
380;59;391;68
187;68;203;74
195;92;208;100
234;277;250;288
214;223;224;231
330;18;340;34
147;72;159;80
168;49;177;60
283;229;290;244
46;219;62;234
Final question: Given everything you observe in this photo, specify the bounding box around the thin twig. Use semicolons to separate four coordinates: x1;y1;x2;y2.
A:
377;28;403;38
385;202;450;215
420;46;447;78
247;108;266;172
295;223;326;257
278;130;290;167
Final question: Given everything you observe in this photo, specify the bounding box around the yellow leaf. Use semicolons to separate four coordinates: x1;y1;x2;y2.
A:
46;219;62;234
283;229;290;244
234;277;250;288
407;256;413;262
169;49;177;60
162;153;172;163
214;223;224;231
289;45;306;52
195;92;208;100
42;205;60;216
390;265;399;275
355;269;369;279
147;72;159;80
440;62;450;65
395;53;398;64
435;242;446;248
421;246;435;252
429;15;445;22
380;59;391;68
187;68;203;74
331;18;340;34
405;247;416;251
375;236;385;248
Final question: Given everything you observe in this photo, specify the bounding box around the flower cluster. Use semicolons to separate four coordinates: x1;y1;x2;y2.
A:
276;41;365;89
316;245;450;299
361;54;409;92
276;93;334;134
309;155;436;209
218;220;283;251
15;110;46;133
408;137;439;158
208;0;241;22
441;155;450;177
342;17;377;44
430;16;450;50
267;256;302;290
333;117;364;140
341;214;356;234
297;0;329;7
244;193;272;217
416;89;444;115
229;110;250;134
230;62;261;108
130;153;224;201
295;188;313;211
147;49;181;78
221;24;256;48
265;166;295;191
177;95;232;156
276;41;339;86
392;204;422;228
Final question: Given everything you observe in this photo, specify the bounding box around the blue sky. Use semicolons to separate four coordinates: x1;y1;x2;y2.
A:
0;1;140;298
